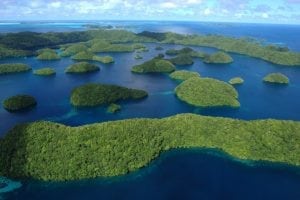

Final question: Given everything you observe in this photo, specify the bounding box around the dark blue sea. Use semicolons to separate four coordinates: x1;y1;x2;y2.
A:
0;21;300;200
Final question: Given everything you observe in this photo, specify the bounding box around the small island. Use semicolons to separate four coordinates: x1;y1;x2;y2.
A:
229;77;244;85
166;47;194;56
70;83;148;106
169;70;200;81
169;54;194;65
61;44;89;57
65;62;100;74
72;51;114;64
2;95;37;112
132;56;175;73
203;51;233;64
36;49;60;60
155;46;164;50
175;77;240;107
263;73;289;84
134;54;143;59
0;63;31;75
107;103;121;113
33;68;56;76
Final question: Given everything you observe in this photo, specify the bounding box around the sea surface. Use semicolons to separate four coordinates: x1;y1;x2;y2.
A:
0;21;300;200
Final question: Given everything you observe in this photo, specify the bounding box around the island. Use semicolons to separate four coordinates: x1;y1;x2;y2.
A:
0;63;31;75
107;103;121;113
229;77;244;85
263;73;289;84
134;54;143;59
70;83;148;106
2;95;37;112
61;44;89;57
71;51;114;64
1;30;300;66
169;54;194;65
166;47;194;55
36;49;60;60
65;62;100;74
175;77;240;107
155;46;164;50
169;70;200;81
203;51;233;64
33;68;56;76
0;113;299;181
131;56;175;73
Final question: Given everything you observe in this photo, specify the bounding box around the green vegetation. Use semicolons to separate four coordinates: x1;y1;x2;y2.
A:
169;54;194;65
0;63;31;75
0;113;299;181
132;56;175;73
263;73;289;84
175;77;240;107
93;56;114;64
169;70;200;81
203;51;233;64
65;62;100;74
71;51;114;64
1;30;300;65
166;47;194;55
36;49;60;60
2;95;37;112
33;68;56;76
229;77;244;85
90;41;134;53
70;83;148;107
107;103;121;113
161;33;300;66
61;44;89;57
155;46;164;50
134;54;143;59
0;45;33;59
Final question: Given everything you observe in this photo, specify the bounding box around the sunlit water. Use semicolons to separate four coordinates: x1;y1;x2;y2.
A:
0;21;300;200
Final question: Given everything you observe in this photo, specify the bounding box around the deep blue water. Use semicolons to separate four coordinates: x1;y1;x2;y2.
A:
2;149;300;200
1;21;300;200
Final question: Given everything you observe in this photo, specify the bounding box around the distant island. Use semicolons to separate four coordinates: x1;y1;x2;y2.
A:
65;62;100;74
203;51;233;64
263;73;289;84
0;63;31;75
0;29;299;66
33;68;56;76
132;55;175;73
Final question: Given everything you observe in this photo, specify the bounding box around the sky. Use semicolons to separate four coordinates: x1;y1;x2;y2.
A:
0;0;300;24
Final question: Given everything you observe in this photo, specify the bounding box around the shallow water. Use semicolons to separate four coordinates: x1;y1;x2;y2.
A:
1;21;300;200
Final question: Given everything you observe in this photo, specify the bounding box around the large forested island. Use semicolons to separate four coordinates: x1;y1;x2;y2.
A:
0;113;299;181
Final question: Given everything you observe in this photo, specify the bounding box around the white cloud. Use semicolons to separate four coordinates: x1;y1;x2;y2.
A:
160;2;178;9
203;8;212;15
186;0;202;4
262;13;269;18
49;2;62;8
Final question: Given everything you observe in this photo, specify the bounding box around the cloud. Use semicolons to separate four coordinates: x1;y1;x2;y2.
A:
160;2;178;9
49;1;62;8
203;8;212;16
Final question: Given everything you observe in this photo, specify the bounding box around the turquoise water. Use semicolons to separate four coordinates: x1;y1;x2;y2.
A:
1;21;300;199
